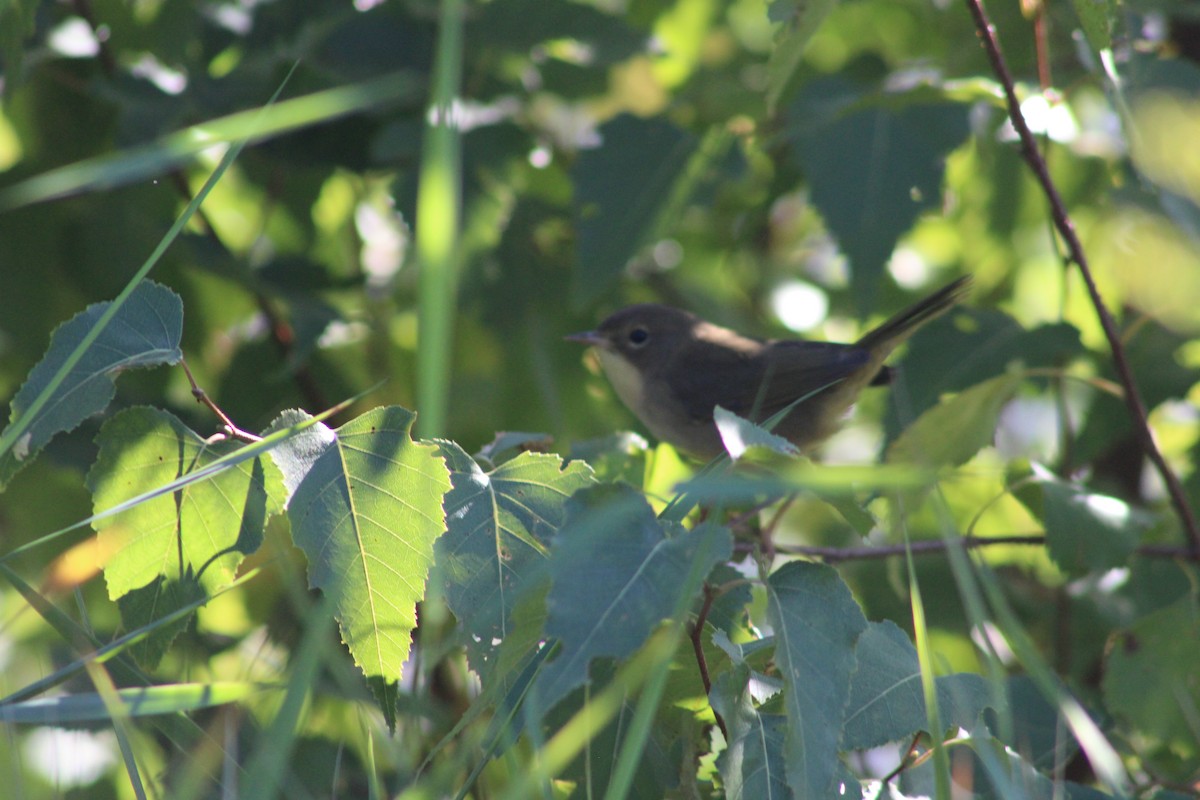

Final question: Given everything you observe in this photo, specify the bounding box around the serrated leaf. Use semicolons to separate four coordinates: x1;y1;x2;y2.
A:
533;485;732;711
1071;0;1114;53
88;406;282;600
712;664;791;800
766;560;867;799
883;315;1083;445
265;408;338;504
572;115;699;305
787;83;970;307
116;576;206;668
887;374;1022;466
1102;596;1200;767
765;0;838;112
1013;463;1144;577
844;621;994;749
1;281;182;490
433;441;595;675
287;406;451;683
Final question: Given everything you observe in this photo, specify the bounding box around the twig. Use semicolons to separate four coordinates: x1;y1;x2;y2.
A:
689;584;729;742
963;0;1200;555
180;358;263;443
882;733;923;784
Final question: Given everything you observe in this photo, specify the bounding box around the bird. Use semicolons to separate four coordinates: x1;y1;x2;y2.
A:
567;276;971;460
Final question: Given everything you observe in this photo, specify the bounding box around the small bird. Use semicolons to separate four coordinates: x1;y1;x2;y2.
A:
567;277;971;460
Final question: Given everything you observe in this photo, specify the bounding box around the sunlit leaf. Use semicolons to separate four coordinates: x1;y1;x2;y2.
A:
88;406;282;600
887;373;1022;466
287;406;451;683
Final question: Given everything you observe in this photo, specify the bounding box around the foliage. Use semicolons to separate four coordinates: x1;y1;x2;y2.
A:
2;0;1200;798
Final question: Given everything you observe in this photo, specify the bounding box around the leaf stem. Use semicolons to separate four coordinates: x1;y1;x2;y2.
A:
688;583;729;742
180;358;262;443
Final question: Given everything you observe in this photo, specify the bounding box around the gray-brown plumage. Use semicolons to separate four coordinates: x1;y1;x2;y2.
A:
567;276;971;459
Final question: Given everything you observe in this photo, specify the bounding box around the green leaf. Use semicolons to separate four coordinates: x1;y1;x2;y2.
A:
711;663;791;800
887;373;1022;467
567;432;649;486
88;407;282;600
986;675;1079;771
884;315;1083;445
1012;463;1144;577
433;441;595;674
765;0;839;112
787;81;971;308
1102;595;1200;771
766;560;867;799
533;485;732;711
86;406;283;667
116;576;207;668
287;406;451;683
843;621;993;749
1070;0;1114;53
714;405;800;460
572;114;699;305
0;281;182;490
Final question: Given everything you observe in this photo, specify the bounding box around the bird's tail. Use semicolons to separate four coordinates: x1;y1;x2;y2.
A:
855;275;973;353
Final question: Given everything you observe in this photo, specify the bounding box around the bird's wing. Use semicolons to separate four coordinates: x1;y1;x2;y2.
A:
666;339;871;423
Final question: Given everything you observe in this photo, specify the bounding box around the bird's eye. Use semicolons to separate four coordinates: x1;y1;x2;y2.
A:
627;327;650;347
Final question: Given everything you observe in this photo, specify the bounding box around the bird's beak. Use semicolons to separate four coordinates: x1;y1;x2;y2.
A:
565;330;609;349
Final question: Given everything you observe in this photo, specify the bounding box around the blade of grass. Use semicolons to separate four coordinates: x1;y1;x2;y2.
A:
240;593;335;798
497;627;680;800
0;567;263;706
83;660;148;800
0;682;269;724
414;0;464;438
0;71;418;212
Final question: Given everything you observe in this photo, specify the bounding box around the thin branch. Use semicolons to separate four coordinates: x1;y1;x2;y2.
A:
180;358;262;443
747;534;1200;563
689;583;729;743
882;733;923;785
963;0;1200;554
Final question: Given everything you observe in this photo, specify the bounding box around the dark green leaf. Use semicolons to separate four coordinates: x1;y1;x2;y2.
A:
1;281;182;489
534;485;732;710
433;441;594;674
572;115;699;305
844;620;993;749
766;560;867;798
1012;463;1145;577
787;80;971;308
1103;596;1200;771
711;664;791;800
